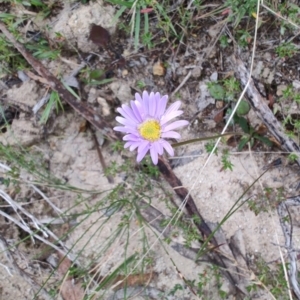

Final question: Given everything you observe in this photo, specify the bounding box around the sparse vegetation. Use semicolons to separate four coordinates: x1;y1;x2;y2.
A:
0;0;300;299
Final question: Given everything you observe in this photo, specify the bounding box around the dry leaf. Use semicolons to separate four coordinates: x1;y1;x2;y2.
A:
79;120;87;133
60;280;85;300
213;110;224;123
57;253;85;300
89;23;110;47
153;61;165;76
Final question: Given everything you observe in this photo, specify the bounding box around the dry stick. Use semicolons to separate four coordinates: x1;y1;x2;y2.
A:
90;126;114;184
232;55;300;298
277;196;300;299
0;22;118;142
157;157;241;294
232;55;300;166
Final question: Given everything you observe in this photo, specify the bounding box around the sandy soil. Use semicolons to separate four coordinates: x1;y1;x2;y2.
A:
1;1;300;300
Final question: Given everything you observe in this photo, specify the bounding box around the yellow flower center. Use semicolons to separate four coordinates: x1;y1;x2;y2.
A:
138;119;161;142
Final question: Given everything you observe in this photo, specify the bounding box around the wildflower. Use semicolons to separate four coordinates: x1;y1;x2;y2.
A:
113;91;189;165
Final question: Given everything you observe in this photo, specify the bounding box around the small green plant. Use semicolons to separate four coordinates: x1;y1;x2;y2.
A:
288;152;299;162
205;140;218;155
248;187;285;216
221;149;233;171
168;283;183;296
247;256;290;299
277;2;300;34
136;80;146;89
236;29;252;47
225;0;257;27
26;38;61;60
207;77;242;102
111;141;124;153
207;78;271;150
235;115;272;151
276;42;298;58
281;85;293;98
219;35;229;48
0;34;27;75
80;68;114;86
104;0;153;50
40;91;64;124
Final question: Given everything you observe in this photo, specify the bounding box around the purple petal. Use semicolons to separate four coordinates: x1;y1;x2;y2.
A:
135;92;143;104
124;141;135;149
164;101;181;116
130;100;144;122
163;120;189;132
137;143;150;162
124;141;140;151
160;110;183;125
152;92;161;118
137;140;150;153
113;126;138;135
156;95;168;118
148;92;156;117
156;140;164;155
161;131;181;139
161;140;174;156
142;91;150;115
129;142;140;151
123;134;141;142
153;141;163;155
150;145;158;165
116;116;137;127
118;105;139;123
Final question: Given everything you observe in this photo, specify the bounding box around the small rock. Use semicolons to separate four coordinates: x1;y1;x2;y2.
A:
153;61;165;76
191;66;202;78
197;80;216;111
262;67;270;78
263;52;272;61
109;81;132;103
17;70;29;82
276;84;287;97
293;80;300;90
140;57;148;65
216;100;224;109
210;72;218;81
88;87;97;103
122;69;128;77
252;61;263;78
97;97;110;116
203;119;216;129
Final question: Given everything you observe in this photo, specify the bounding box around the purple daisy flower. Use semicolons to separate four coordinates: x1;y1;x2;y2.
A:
113;91;189;165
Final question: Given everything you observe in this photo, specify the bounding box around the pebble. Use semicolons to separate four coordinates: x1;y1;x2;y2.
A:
191;66;202;78
210;71;218;81
293;80;300;90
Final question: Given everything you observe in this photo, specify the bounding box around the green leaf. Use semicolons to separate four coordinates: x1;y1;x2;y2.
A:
238;136;249;151
134;8;141;50
208;84;225;100
105;0;133;8
89;69;104;80
254;135;272;147
236;100;250;116
235;115;249;133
